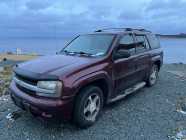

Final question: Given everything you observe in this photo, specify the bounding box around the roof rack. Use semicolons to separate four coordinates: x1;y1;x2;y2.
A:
95;28;151;33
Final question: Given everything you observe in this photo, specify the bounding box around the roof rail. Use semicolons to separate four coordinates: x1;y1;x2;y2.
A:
95;28;151;33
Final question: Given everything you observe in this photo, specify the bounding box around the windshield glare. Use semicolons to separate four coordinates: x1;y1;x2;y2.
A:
62;34;114;56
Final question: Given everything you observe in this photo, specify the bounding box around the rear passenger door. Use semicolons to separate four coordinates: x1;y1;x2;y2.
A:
134;34;151;81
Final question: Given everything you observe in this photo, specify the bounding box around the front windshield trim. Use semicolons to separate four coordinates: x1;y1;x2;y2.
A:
60;34;116;57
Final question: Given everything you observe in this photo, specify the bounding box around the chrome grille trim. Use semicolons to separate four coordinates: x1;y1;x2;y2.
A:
13;77;55;94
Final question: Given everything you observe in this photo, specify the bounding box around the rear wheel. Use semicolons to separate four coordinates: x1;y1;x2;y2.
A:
147;64;159;86
73;86;104;128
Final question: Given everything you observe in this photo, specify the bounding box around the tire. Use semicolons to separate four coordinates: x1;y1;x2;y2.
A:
73;86;104;128
146;64;159;87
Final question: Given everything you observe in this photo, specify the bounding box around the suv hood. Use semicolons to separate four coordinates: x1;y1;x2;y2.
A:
17;55;96;77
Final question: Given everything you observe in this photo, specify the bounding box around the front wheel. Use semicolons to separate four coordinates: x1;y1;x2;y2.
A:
146;64;159;86
73;86;104;128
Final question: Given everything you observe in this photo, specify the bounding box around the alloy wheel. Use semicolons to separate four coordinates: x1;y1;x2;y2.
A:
149;65;158;85
83;93;101;121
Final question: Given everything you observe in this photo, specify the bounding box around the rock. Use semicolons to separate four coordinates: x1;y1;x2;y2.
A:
180;103;186;112
177;98;186;115
176;130;186;139
6;113;14;121
0;80;4;85
0;95;9;102
3;58;7;61
6;111;22;121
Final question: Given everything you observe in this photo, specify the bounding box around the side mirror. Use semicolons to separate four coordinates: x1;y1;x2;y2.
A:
114;49;131;59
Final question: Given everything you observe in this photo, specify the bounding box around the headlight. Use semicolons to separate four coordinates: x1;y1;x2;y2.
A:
37;81;58;90
37;81;62;97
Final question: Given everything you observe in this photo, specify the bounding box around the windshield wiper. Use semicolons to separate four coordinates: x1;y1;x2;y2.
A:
62;50;76;55
73;51;93;56
62;50;93;57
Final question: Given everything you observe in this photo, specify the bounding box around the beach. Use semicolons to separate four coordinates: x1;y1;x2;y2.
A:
1;36;186;63
0;54;38;62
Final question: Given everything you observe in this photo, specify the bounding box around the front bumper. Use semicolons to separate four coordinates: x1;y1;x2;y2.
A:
9;81;74;120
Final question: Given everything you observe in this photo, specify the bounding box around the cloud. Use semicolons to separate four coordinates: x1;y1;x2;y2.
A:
143;0;186;33
25;0;54;10
0;0;186;38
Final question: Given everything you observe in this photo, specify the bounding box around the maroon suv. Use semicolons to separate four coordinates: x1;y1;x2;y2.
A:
9;28;163;128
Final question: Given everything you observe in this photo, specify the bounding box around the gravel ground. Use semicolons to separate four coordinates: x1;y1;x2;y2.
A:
1;64;186;140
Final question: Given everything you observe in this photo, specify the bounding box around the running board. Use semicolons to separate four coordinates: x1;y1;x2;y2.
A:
109;82;146;103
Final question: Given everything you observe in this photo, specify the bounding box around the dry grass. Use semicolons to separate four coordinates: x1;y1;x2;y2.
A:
0;66;12;96
0;54;38;61
0;54;38;96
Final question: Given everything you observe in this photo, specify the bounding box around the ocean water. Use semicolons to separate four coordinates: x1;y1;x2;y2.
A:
0;37;186;64
159;37;186;63
0;38;69;55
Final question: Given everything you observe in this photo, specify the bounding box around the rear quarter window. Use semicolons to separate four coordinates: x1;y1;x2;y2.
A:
147;34;160;49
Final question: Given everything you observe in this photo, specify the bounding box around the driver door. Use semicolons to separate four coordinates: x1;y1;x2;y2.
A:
113;34;138;94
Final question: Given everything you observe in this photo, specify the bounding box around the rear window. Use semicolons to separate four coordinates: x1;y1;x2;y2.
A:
146;34;160;49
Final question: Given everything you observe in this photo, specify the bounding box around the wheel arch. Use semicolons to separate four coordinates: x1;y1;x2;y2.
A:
72;72;112;104
154;60;161;71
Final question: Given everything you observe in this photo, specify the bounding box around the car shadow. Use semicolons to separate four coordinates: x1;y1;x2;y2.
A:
22;87;147;131
104;87;146;110
6;87;148;133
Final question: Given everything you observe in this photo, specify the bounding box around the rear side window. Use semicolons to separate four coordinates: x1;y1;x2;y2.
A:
135;35;148;53
146;34;160;49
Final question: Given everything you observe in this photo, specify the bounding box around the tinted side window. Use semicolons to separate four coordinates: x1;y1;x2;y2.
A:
119;34;135;55
120;34;134;45
146;34;160;49
135;35;147;53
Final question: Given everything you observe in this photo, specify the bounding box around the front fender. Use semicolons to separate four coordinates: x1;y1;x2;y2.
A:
61;61;112;99
71;71;112;98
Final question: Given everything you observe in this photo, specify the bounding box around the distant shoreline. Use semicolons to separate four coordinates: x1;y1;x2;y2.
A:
0;54;38;62
157;34;186;38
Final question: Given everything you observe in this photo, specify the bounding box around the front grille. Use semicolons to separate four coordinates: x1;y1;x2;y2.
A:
14;74;55;95
14;74;37;95
16;83;36;95
15;73;37;86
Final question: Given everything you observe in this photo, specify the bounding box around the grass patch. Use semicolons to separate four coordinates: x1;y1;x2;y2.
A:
0;66;12;96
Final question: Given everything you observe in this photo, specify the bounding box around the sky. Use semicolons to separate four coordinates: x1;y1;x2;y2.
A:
0;0;186;38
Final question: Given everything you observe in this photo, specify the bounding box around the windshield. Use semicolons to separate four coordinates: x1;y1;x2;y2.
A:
61;34;114;57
